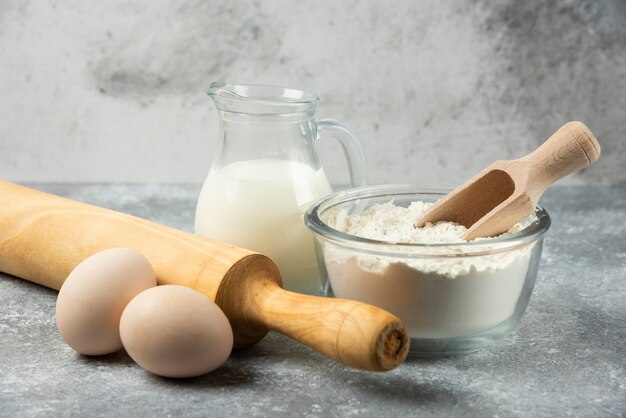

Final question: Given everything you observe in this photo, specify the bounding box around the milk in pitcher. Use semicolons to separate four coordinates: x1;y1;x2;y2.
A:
195;159;332;294
197;82;367;294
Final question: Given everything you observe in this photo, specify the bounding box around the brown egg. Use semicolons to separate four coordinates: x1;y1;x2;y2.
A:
119;285;233;378
55;248;157;355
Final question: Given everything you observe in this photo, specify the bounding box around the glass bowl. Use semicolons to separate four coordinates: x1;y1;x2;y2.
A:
305;184;551;356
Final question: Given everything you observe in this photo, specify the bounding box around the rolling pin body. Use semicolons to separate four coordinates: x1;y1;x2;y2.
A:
0;181;408;371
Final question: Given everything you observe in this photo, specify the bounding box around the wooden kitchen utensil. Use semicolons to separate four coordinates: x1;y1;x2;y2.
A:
0;181;408;371
415;121;600;240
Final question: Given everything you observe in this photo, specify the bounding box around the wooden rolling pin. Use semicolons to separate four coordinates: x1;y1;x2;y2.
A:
0;181;408;371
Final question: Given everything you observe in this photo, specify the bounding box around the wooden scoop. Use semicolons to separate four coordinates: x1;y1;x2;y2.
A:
415;121;600;240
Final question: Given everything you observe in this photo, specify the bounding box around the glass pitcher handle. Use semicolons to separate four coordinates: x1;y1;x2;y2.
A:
318;120;367;187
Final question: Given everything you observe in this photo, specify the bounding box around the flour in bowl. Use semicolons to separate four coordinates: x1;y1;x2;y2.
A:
320;200;539;341
327;200;533;245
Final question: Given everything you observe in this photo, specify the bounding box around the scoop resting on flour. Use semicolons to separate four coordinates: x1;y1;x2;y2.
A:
415;121;600;240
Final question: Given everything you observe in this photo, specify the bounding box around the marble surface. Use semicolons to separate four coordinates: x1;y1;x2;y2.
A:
1;0;625;185
1;184;625;417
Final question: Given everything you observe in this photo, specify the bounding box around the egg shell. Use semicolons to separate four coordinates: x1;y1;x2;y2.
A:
55;248;157;355
120;285;234;378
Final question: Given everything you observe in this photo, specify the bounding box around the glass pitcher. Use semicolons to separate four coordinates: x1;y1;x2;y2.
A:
195;82;367;294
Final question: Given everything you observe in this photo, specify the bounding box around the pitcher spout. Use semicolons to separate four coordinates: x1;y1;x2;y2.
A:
206;81;233;99
206;82;318;115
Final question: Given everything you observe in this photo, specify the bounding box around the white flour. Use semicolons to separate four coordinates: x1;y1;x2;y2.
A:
322;201;536;339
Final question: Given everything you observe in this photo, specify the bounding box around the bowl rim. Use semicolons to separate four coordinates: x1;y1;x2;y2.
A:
304;183;551;257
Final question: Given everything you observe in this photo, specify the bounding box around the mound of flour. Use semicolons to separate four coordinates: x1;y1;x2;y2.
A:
320;200;538;340
323;200;535;279
327;200;533;244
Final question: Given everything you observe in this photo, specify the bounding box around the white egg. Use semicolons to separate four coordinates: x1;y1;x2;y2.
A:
55;248;156;355
120;285;233;378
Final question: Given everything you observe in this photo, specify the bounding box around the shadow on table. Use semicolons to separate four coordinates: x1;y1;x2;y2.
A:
75;348;135;366
147;364;257;388
72;331;465;404
142;345;266;388
230;336;463;407
351;373;463;407
74;347;258;388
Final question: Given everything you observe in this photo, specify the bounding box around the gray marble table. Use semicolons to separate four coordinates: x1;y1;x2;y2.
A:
1;184;625;417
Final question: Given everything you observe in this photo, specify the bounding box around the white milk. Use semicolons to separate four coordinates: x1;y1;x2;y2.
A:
195;159;332;294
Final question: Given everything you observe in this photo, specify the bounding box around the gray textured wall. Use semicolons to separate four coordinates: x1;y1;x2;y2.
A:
1;0;624;185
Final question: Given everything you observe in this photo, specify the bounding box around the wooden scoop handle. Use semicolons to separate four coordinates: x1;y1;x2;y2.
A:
521;121;600;196
0;181;409;371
